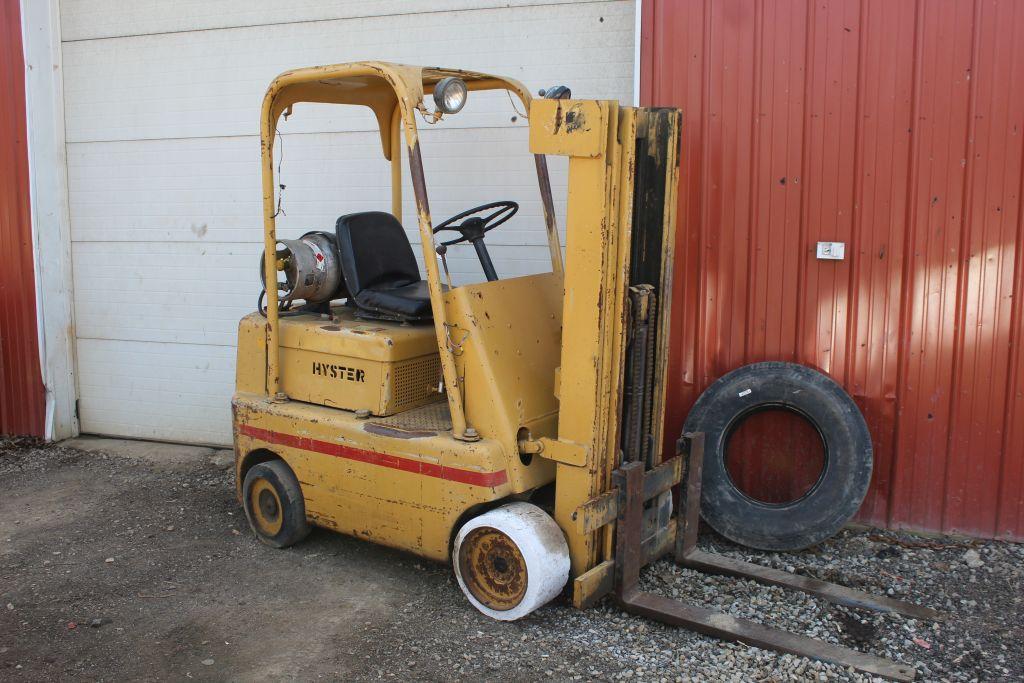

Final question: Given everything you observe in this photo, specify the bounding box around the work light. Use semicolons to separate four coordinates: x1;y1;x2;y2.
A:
433;77;468;114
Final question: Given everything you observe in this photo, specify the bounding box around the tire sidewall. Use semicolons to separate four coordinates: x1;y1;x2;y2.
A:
683;362;873;551
242;461;310;548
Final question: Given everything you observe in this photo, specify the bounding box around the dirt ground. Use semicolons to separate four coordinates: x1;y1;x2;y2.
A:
1;436;1020;682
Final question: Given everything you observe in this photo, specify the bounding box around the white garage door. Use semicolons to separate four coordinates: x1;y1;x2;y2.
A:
61;0;635;445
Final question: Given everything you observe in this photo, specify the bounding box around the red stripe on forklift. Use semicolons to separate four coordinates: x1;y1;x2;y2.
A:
238;425;509;488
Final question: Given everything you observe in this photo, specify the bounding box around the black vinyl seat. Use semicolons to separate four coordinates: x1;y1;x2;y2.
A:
335;211;441;322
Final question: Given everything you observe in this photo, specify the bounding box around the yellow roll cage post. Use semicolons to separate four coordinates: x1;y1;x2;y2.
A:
259;62;562;441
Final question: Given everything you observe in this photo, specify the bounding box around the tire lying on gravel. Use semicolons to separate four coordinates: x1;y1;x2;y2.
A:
682;361;872;551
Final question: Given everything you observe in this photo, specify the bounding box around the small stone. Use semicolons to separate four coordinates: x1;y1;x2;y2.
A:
201;659;215;666
875;546;901;560
210;450;234;470
89;618;104;628
5;603;12;610
104;557;115;563
963;549;984;568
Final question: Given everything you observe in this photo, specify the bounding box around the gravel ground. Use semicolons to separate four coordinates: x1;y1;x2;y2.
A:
1;436;1021;681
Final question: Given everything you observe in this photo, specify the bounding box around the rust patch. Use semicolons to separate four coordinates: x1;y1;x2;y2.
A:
534;154;559;253
409;140;431;218
564;103;587;133
553;101;564;134
363;422;437;439
458;526;528;611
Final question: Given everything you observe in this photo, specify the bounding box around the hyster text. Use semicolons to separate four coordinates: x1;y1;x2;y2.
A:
312;361;366;382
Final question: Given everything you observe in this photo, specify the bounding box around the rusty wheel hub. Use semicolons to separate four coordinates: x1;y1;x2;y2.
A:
458;526;528;611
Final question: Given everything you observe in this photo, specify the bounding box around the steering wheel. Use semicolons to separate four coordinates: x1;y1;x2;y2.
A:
432;201;518;282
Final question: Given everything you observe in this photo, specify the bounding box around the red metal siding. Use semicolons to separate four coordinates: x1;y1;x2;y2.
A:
644;0;1024;540
0;0;45;437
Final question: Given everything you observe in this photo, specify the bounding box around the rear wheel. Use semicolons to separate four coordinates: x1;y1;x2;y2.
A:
242;460;311;548
453;502;569;621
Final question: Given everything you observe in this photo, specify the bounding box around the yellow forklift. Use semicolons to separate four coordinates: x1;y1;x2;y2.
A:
233;62;936;680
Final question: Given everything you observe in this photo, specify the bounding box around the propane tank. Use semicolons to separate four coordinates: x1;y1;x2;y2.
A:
261;231;345;307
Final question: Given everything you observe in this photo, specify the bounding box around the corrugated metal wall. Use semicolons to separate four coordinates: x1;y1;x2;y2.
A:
0;0;45;437
643;0;1024;540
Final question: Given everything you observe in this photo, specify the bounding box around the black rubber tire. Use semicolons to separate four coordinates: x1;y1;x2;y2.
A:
682;361;872;551
242;460;311;548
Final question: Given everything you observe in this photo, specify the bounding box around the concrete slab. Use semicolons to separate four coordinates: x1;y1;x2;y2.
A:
61;436;215;467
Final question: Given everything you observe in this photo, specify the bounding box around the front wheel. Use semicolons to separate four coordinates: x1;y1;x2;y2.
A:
453;502;569;621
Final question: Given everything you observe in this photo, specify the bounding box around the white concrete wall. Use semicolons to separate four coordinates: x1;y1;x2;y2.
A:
57;1;635;445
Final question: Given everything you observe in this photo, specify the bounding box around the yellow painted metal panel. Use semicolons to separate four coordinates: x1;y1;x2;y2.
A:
240;309;443;416
572;560;614;609
536;437;589;467
235;316;267;395
443;272;562;437
529;99;608;158
547;100;626;578
233;391;513;561
278;347;383;413
276;308;438;361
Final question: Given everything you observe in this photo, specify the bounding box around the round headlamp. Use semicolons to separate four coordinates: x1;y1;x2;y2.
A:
433;77;468;114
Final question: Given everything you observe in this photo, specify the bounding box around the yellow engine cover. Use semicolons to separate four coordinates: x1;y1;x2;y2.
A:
237;307;442;416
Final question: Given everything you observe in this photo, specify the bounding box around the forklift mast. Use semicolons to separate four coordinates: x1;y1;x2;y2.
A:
527;99;681;606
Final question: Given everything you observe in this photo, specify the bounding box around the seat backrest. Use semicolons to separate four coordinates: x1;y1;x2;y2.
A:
335;212;421;294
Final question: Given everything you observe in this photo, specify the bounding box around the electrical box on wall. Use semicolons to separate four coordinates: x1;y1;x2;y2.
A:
816;242;845;260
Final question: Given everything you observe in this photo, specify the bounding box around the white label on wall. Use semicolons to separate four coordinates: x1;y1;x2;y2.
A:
816;242;846;260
